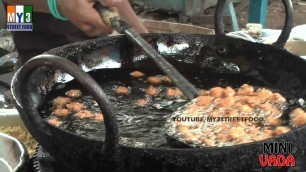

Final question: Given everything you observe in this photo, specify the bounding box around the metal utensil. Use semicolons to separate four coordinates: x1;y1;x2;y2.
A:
93;2;200;100
0;132;29;172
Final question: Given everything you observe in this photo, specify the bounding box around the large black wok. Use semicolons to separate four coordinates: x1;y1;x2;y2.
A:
12;0;305;171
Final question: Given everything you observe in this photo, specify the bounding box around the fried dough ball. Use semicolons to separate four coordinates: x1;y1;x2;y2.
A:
214;123;229;133
203;131;214;139
93;113;104;122
183;132;198;142
66;102;84;112
249;126;260;134
259;103;282;116
47;118;62;127
53;108;70;117
147;76;162;85
223;87;236;97
255;88;273;101
237;139;253;144
266;116;282;126
290;108;306;127
115;86;130;95
162;76;172;84
232;121;247;127
216;133;228;142
240;96;261;107
256;130;274;141
235;103;253;113
146;86;159;97
75;110;94;119
209;87;225;98
234;95;244;102
200;89;209;96
196;96;212;106
267;93;286;104
189;122;202;129
264;129;275;138
166;88;183;97
130;71;145;78
66;89;82;98
177;125;190;134
135;99;148;106
215;97;235;108
53;97;71;108
237;84;254;96
209;109;221;117
273;126;291;136
258;103;272;111
228;127;246;140
184;104;200;116
224;109;238;117
200;137;216;147
271;109;283;116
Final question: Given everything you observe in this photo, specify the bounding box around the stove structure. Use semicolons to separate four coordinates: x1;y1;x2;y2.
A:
31;146;74;172
29;145;306;172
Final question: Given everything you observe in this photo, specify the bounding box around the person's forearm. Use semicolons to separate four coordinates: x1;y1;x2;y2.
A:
117;0;148;33
3;0;50;13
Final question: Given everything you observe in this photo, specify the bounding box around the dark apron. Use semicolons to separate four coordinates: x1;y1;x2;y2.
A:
3;3;103;65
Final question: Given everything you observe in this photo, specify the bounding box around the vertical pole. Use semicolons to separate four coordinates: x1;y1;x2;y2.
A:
226;0;239;31
248;0;268;28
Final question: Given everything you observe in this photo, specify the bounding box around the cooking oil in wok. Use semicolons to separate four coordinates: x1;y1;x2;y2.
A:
40;69;304;149
41;70;191;148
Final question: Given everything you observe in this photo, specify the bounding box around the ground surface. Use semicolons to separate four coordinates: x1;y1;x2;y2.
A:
236;0;306;29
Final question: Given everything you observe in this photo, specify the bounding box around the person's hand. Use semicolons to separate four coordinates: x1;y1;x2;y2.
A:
56;0;117;36
57;0;147;36
99;0;123;7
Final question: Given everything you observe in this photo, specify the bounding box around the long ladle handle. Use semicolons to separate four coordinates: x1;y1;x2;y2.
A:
94;2;200;100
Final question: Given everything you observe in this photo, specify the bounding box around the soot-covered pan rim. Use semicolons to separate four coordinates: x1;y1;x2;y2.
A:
46;33;298;56
11;33;306;151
